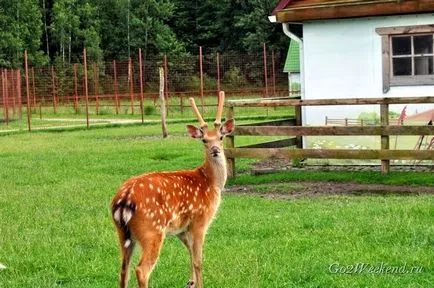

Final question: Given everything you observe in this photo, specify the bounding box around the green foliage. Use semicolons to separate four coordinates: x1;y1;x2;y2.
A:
0;0;47;67
144;105;156;115
389;111;400;119
358;111;380;125
185;74;217;91
223;67;247;88
0;0;288;66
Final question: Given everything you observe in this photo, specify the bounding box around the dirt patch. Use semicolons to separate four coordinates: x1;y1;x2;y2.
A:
226;181;434;200
250;158;433;173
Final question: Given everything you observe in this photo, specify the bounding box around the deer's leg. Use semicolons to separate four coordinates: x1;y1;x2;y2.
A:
134;232;164;288
177;232;196;287
190;225;207;288
116;227;136;288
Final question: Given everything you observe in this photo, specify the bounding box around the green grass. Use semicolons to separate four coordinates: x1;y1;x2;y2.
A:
0;124;433;287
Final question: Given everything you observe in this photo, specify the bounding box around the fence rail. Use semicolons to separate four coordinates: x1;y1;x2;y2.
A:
225;96;434;177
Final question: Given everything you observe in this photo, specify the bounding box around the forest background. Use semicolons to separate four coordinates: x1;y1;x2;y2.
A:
0;0;287;68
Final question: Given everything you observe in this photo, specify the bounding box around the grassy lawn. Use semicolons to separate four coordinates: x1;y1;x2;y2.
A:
0;124;433;287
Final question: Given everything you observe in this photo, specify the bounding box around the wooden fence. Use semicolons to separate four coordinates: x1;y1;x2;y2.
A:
224;96;434;177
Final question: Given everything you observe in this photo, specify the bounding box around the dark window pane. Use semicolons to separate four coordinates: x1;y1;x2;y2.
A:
414;35;433;54
392;36;411;55
415;56;433;75
393;57;412;76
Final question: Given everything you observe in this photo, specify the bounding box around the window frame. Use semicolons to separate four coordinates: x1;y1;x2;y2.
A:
376;25;434;93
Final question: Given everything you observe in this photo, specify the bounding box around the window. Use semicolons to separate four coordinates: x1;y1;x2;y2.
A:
376;25;434;93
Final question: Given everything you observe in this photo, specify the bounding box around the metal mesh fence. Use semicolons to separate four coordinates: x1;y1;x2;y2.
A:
1;47;296;132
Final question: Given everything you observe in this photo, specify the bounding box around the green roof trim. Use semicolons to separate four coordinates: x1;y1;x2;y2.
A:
283;40;300;73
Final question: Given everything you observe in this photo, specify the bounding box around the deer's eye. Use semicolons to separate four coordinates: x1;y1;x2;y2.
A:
220;136;224;140
202;139;207;143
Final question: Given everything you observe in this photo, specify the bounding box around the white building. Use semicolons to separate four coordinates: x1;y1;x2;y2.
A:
271;0;434;126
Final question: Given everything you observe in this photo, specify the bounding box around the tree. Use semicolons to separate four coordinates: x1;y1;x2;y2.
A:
233;0;287;53
51;0;79;63
0;0;47;67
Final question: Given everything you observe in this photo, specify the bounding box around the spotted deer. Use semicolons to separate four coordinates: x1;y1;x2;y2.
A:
111;91;234;288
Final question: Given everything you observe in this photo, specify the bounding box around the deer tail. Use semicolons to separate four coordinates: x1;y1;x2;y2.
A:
112;198;136;248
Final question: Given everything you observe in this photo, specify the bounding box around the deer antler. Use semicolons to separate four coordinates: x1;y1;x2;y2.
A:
214;91;225;129
189;97;208;130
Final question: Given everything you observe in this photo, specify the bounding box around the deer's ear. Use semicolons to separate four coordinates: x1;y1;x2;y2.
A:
220;119;234;135
187;125;203;139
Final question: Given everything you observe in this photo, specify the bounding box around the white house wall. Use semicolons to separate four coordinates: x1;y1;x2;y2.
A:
303;14;434;125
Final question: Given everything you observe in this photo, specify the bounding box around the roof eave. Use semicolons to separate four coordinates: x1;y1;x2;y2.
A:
275;1;434;23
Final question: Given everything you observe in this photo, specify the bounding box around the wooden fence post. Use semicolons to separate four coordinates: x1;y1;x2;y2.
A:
159;67;168;138
226;104;235;178
295;105;302;148
380;103;390;174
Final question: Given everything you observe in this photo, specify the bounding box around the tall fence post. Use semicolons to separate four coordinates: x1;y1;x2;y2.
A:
159;67;168;138
83;48;90;128
199;46;204;114
164;54;169;116
24;50;32;132
128;57;134;115
226;104;235;178
51;66;57;113
380;103;390;174
73;64;79;113
263;43;269;98
113;60;119;114
139;48;144;124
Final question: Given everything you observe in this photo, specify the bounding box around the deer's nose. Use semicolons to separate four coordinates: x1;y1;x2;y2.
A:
210;146;221;157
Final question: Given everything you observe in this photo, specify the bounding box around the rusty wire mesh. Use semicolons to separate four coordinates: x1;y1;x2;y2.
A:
1;49;294;132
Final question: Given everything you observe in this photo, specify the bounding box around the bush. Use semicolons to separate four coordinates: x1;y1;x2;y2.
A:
185;74;217;91
358;111;379;125
144;105;155;115
223;67;247;88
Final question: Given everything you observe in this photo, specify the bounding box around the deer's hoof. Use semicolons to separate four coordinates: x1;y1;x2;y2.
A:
185;280;195;288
